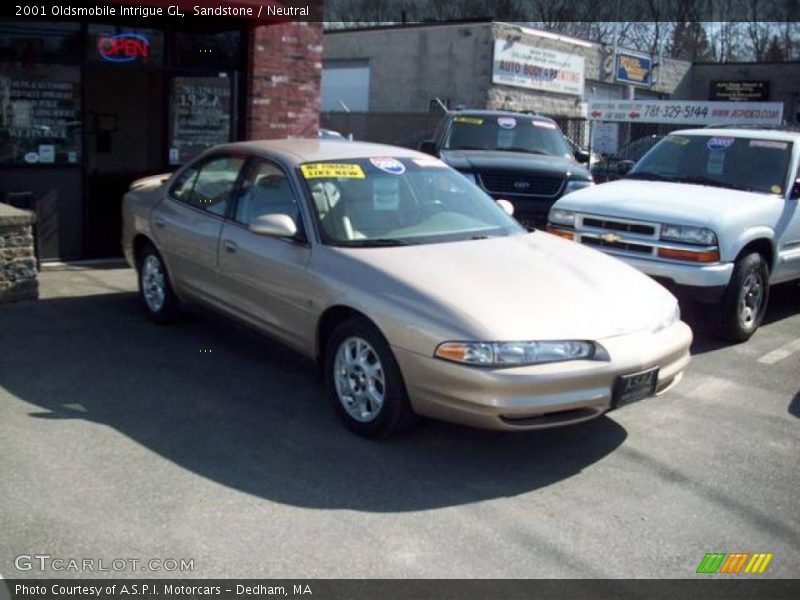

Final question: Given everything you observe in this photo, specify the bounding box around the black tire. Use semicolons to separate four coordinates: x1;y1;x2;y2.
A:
324;316;416;438
716;252;770;342
136;242;178;324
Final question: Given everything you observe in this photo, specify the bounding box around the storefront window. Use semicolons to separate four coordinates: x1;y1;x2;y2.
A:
169;75;233;165
174;31;241;68
0;20;82;166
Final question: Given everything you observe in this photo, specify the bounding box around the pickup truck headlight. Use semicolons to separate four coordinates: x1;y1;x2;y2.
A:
435;340;599;367
562;180;593;195
548;208;576;227
660;224;717;246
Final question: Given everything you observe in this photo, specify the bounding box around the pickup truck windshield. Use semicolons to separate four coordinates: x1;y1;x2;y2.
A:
628;134;792;195
444;115;572;158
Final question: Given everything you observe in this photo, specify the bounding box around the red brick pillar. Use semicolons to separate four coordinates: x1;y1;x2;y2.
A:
246;22;322;140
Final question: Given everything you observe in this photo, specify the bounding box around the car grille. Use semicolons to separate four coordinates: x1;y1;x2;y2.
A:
581;235;652;254
582;217;655;236
479;172;564;197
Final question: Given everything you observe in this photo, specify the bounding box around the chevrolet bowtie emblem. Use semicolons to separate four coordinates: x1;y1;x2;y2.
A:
600;232;620;243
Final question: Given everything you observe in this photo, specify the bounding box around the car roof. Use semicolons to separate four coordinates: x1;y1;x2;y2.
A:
450;109;557;123
210;139;427;166
674;128;800;141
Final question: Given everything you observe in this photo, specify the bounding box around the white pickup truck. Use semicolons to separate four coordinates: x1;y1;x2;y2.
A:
547;127;800;342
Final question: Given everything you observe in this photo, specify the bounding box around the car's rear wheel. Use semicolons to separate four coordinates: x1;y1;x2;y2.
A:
717;252;769;342
324;316;415;438
137;242;178;323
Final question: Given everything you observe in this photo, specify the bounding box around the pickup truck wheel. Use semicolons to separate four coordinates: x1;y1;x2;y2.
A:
717;252;769;342
137;243;178;323
324;316;416;438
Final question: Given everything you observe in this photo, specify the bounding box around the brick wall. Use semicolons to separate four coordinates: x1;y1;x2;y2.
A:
247;22;323;140
0;203;38;304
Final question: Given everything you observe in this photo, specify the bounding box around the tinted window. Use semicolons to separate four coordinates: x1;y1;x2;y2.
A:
444;115;571;157
172;155;244;215
235;160;299;225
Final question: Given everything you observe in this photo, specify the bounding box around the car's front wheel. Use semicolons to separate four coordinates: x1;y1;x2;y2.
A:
324;316;415;438
717;252;769;342
137;242;178;323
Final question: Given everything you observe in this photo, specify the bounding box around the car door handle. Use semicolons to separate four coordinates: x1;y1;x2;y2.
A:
223;240;238;253
154;218;165;228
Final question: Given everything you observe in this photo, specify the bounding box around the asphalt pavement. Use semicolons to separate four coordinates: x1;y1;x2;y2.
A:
1;265;798;578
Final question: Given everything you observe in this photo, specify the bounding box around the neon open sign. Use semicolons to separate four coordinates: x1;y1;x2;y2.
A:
97;33;149;63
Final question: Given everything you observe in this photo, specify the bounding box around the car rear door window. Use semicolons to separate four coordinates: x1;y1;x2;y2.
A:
175;155;244;216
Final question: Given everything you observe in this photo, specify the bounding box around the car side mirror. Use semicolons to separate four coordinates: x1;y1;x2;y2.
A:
249;214;297;238
616;160;635;176
496;199;515;216
418;140;438;156
574;149;590;164
791;178;800;200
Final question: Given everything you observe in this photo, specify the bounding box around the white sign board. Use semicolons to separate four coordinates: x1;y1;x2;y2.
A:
587;100;784;126
492;40;585;96
592;122;619;155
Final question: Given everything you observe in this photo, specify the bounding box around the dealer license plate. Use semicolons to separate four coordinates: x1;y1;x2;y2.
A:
613;367;659;408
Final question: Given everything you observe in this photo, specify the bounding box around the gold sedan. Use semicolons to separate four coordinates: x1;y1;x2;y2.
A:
122;140;692;438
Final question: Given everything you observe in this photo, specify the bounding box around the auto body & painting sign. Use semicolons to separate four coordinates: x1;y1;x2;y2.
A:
587;100;784;126
492;40;584;96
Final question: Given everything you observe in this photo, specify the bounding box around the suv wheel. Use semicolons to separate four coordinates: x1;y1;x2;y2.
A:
324;316;415;438
717;252;769;342
137;242;178;323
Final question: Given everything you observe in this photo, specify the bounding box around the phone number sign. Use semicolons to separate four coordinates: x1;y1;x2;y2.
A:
587;100;784;126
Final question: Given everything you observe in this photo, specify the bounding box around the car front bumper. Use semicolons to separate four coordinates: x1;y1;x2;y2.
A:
392;320;692;431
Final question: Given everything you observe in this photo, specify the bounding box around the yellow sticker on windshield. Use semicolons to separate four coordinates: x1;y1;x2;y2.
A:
666;135;690;145
453;116;484;125
300;163;365;179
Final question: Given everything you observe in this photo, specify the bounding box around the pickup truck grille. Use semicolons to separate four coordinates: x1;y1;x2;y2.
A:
581;236;652;254
479;172;565;198
582;217;655;236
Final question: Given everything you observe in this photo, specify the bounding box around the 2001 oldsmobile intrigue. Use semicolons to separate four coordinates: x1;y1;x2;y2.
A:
122;140;692;437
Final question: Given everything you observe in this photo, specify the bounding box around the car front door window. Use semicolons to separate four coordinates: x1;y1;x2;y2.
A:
183;155;245;216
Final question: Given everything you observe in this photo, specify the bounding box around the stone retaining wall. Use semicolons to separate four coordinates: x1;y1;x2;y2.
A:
0;203;38;304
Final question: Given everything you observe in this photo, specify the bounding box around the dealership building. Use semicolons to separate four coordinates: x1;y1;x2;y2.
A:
0;12;322;260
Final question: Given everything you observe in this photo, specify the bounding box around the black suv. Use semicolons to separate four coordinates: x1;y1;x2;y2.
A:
420;110;593;229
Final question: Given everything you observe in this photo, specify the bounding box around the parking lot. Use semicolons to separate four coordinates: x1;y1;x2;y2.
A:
1;264;798;578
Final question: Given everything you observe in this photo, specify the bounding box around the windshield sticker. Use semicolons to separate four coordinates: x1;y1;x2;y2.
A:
707;137;735;151
707;150;725;175
532;120;557;129
413;157;447;168
301;163;365;179
370;157;406;175
373;179;401;211
453;116;483;125
771;185;783;194
750;140;789;150
497;116;517;129
666;135;690;145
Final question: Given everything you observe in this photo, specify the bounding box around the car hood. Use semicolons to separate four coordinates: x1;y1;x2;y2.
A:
440;149;589;179
556;179;769;226
331;233;677;342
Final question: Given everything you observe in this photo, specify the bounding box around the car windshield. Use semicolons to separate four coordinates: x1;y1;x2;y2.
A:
444;115;572;157
300;157;525;247
628;134;793;195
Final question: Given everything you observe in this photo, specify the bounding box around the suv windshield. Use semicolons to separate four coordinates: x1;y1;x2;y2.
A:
628;134;793;195
444;115;572;157
300;157;524;247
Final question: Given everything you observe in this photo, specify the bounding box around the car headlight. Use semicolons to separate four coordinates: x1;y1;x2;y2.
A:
653;303;681;333
660;224;717;246
562;180;594;195
435;340;599;367
548;208;576;227
459;171;477;184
